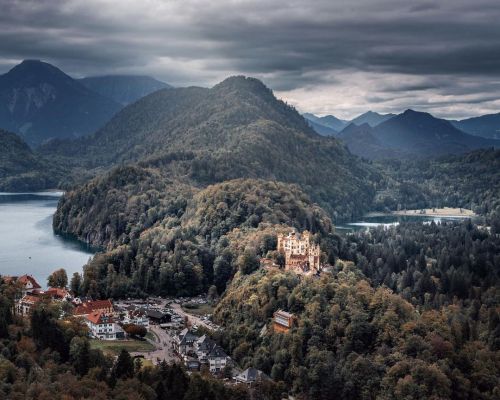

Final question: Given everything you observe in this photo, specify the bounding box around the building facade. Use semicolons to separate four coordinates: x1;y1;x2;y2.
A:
85;312;117;340
277;230;321;274
273;310;294;333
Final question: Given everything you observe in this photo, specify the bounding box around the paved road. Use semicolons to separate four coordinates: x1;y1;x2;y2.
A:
170;303;213;330
131;325;180;365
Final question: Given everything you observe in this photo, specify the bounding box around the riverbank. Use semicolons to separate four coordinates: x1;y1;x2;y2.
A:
365;207;476;219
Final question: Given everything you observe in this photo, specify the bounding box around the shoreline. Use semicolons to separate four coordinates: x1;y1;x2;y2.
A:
365;207;476;219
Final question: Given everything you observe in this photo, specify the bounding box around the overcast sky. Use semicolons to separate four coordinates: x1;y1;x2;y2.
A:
1;0;499;119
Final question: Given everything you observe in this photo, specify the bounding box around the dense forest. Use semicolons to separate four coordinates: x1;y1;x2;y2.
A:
0;129;69;191
41;76;377;220
59;177;333;299
0;281;282;399
373;148;500;218
213;219;500;399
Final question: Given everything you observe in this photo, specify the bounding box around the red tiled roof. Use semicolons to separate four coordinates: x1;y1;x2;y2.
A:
74;299;113;315
86;312;113;325
46;287;70;298
20;294;42;304
17;275;42;289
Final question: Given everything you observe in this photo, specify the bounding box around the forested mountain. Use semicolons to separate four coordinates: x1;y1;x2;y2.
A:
340;109;500;159
0;60;122;146
450;112;500;139
79;75;171;105
303;113;347;132
44;76;378;219
338;123;406;160
0;129;66;191
350;110;395;127
371;109;499;156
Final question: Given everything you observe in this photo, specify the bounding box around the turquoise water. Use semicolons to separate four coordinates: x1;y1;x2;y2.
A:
0;192;94;288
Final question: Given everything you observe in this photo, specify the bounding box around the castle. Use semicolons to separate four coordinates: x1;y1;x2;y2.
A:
277;230;321;274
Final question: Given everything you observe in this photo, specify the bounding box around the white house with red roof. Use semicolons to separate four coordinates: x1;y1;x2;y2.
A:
85;312;119;340
16;294;42;316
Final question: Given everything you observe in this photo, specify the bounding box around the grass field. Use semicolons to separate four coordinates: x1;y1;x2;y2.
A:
90;339;155;356
181;302;214;316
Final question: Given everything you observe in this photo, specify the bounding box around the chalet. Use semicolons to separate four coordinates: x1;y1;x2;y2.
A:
234;367;269;384
273;310;294;333
207;345;229;373
16;294;42;316
74;299;114;317
277;230;321;274
85;312;117;340
176;328;198;355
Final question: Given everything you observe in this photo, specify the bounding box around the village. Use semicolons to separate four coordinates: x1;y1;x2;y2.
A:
5;229;318;386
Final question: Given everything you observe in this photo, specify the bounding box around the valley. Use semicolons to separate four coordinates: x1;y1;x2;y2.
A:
0;60;498;400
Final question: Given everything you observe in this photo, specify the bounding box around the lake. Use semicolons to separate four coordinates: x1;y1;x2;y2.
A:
336;214;473;234
0;192;94;288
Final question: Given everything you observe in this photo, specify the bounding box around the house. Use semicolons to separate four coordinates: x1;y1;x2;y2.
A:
277;230;321;274
46;287;72;301
5;275;42;296
234;368;269;384
273;310;294;333
85;312;117;340
176;328;198;355
16;294;42;316
146;309;171;324
122;308;150;328
207;345;229;373
74;299;114;317
195;334;217;362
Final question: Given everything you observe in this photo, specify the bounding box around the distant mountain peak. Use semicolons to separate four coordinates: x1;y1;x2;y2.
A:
351;111;395;127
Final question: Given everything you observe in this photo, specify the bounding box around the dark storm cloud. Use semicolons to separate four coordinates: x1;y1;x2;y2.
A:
0;0;499;118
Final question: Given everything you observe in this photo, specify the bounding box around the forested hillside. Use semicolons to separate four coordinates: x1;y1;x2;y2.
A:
43;76;378;220
374;148;500;217
0;129;67;191
57;176;333;298
0;280;277;399
214;219;500;399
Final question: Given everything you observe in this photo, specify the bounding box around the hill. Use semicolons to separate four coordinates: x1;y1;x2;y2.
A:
303;113;347;132
78;75;171;105
350;110;395;127
0;60;122;146
338;123;406;160
44;76;379;220
450;112;500;139
305;118;338;136
0;129;66;191
55;175;334;296
373;148;500;216
371;109;499;157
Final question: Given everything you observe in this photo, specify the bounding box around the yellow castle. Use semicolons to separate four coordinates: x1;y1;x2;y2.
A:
277;230;321;274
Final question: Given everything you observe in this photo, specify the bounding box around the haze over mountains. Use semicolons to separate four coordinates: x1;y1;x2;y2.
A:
305;109;500;159
0;60;170;146
79;75;172;105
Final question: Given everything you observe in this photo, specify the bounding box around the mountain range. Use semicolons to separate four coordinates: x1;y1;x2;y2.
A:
0;60;170;146
336;110;499;159
40;76;378;219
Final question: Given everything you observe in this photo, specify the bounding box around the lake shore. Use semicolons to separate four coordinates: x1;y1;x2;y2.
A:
365;207;476;219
